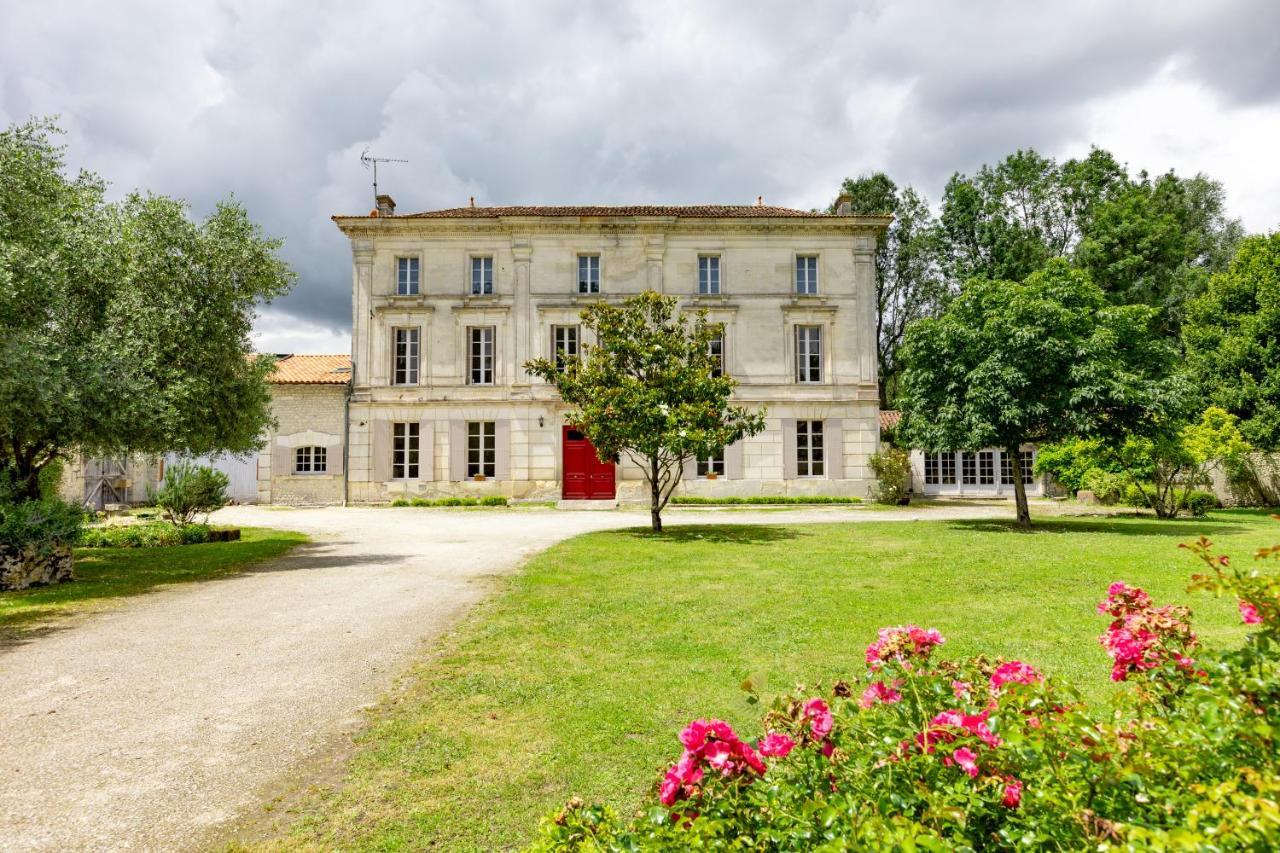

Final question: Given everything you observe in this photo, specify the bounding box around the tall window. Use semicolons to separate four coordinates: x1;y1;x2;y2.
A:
1001;452;1014;485
468;326;494;384
707;326;725;377
696;448;725;477
961;452;977;485
795;326;822;383
578;254;600;294
979;451;995;485
552;325;579;372
940;453;956;485
397;257;419;295
924;452;939;485
1020;450;1035;485
294;446;327;474
392;422;419;479
467;421;496;478
796;420;824;477
795;255;819;295
393;328;419;385
471;256;494;295
698;255;721;295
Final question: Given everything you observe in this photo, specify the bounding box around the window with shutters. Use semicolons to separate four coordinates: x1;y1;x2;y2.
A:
698;255;720;294
392;422;419;480
393;328;419;385
397;257;419;295
471;256;494;295
796;420;824;477
468;326;494;384
467;421;496;478
294;446;327;474
577;254;600;294
795;326;822;383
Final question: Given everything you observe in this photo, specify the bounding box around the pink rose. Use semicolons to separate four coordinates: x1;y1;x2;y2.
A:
859;680;903;709
990;661;1043;693
1002;777;1023;808
758;732;796;758
1240;600;1263;625
952;746;979;778
803;698;834;740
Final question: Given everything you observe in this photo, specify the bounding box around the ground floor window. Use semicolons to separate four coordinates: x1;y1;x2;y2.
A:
696;448;725;477
467;421;496;478
393;423;419;479
294;446;327;474
1020;450;1035;485
924;452;939;485
940;452;956;485
796;420;824;476
961;452;977;485
979;451;995;485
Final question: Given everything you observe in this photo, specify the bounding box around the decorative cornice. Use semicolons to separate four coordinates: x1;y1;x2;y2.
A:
333;216;888;240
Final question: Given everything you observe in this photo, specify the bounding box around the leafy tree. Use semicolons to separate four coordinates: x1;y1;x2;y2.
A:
0;118;294;501
833;174;948;406
896;261;1173;528
525;291;765;532
1183;232;1280;449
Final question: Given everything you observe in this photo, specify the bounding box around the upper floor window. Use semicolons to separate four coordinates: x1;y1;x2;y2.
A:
392;422;419;479
696;448;725;478
393;327;419;385
795;325;822;383
471;256;494;295
707;326;725;378
467;421;496;478
397;257;419;295
578;254;600;294
796;420;824;477
294;446;327;474
552;324;579;372
469;326;494;385
795;255;819;295
698;255;721;295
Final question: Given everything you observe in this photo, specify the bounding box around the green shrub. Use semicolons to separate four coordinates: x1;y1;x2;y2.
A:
1080;467;1126;504
868;446;911;504
0;498;85;552
79;522;214;548
532;525;1280;851
389;496;509;508
1184;490;1220;517
1033;438;1115;494
480;496;509;506
670;495;861;506
152;462;229;526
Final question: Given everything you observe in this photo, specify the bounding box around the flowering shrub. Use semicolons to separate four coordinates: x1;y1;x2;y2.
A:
531;519;1280;850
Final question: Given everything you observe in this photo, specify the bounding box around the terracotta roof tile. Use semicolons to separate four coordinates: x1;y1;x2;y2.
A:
879;410;901;431
266;354;352;385
335;204;862;220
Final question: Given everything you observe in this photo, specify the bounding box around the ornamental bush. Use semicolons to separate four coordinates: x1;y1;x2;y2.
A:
531;521;1280;850
868;446;912;504
152;462;229;526
78;521;213;548
0;498;85;553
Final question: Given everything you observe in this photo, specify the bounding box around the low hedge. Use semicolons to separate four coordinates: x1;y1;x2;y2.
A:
78;522;241;548
0;498;85;552
671;495;862;506
389;496;509;508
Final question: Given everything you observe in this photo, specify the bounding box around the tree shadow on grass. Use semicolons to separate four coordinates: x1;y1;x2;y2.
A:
946;517;1249;538
621;524;803;545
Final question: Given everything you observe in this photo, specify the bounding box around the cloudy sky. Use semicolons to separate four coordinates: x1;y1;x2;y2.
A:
4;0;1278;353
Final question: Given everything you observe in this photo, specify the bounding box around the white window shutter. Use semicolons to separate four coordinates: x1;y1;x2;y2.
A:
372;421;392;482
449;421;466;481
726;441;744;480
682;456;698;480
272;439;292;478
825;419;844;479
417;420;435;481
782;419;797;479
495;420;511;480
325;442;344;477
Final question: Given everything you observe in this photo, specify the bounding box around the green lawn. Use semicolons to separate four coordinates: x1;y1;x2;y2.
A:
269;510;1278;852
0;527;308;639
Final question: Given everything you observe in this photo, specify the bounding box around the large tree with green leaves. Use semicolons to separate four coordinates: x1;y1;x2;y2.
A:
832;173;948;407
1183;232;1280;450
896;261;1175;528
0;118;294;501
525;291;765;532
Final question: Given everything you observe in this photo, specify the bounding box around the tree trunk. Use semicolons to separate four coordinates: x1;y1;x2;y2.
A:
649;457;663;532
5;453;46;502
1008;445;1031;529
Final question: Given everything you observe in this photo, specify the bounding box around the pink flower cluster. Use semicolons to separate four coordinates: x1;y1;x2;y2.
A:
1240;600;1263;625
1097;582;1197;682
659;719;767;806
859;679;903;709
865;625;945;670
990;661;1043;693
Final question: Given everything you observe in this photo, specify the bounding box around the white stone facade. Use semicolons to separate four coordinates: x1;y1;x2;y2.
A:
331;204;889;503
259;383;348;505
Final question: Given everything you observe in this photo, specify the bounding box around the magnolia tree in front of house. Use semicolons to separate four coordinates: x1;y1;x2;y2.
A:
895;260;1175;528
531;520;1280;850
525;291;765;532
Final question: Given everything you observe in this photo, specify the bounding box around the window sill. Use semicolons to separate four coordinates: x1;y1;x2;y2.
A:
374;295;434;312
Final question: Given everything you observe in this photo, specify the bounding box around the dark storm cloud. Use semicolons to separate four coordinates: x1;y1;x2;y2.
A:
3;0;1278;345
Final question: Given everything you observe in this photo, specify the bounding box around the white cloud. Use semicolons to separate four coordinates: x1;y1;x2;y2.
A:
251;308;349;356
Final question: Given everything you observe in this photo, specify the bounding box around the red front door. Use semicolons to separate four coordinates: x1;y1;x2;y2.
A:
562;427;616;499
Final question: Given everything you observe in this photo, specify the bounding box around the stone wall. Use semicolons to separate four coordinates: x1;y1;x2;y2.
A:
1207;452;1280;507
1;544;73;591
259;384;348;505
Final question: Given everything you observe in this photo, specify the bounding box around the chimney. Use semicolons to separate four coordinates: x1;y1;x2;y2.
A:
755;195;764;207
468;196;476;208
835;193;854;215
375;194;396;217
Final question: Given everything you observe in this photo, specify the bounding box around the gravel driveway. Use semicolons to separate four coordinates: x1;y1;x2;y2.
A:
0;502;1010;851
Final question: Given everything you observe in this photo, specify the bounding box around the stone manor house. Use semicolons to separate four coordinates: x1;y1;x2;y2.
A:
257;195;891;504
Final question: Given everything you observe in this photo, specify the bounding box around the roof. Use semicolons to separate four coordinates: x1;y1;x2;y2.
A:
266;354;352;385
334;204;882;221
879;410;902;431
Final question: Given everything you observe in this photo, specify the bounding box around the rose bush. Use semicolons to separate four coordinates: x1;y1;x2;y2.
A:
531;519;1280;850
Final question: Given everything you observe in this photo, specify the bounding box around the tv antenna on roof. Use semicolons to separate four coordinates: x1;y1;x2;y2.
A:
359;148;408;201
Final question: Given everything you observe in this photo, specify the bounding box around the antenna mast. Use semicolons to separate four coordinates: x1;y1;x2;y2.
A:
359;149;409;201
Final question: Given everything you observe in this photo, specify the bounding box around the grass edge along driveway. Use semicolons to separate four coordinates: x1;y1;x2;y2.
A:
0;527;309;640
263;510;1276;852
